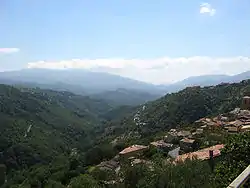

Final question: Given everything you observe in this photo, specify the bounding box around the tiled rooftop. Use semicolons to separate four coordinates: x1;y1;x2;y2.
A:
119;145;148;155
175;144;224;162
227;120;243;127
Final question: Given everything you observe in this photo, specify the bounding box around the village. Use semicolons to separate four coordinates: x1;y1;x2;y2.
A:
96;96;250;179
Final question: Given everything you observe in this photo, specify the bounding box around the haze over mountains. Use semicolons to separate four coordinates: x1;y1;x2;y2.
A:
166;70;250;93
0;68;250;105
0;69;163;94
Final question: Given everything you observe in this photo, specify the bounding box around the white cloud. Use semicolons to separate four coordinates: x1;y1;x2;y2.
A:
27;56;250;84
0;48;20;54
200;3;216;16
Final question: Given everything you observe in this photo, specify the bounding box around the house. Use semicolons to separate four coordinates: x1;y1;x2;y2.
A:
97;160;120;172
220;116;229;122
206;121;218;127
168;147;180;159
238;109;250;116
240;125;250;132
119;145;148;159
180;138;196;152
242;96;250;110
192;128;204;136
164;132;178;143
242;120;250;125
205;118;212;122
227;126;239;133
177;131;191;138
201;125;207;128
175;144;224;163
196;128;203;134
225;120;243;133
150;140;173;152
238;116;250;123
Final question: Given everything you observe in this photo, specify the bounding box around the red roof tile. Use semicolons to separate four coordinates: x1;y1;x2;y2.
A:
175;144;224;162
119;145;148;155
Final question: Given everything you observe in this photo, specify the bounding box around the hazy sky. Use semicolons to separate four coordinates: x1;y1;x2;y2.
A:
1;0;250;84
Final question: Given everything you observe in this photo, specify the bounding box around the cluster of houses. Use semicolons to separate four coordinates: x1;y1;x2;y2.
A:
96;96;250;177
115;127;224;164
195;96;250;133
97;126;224;174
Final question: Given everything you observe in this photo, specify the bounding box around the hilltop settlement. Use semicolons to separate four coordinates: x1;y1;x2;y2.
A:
95;96;250;185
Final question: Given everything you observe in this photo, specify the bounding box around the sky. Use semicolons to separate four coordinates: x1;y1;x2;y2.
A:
1;0;250;84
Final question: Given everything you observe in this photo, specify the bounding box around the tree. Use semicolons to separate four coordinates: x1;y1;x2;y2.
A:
0;164;6;186
214;132;250;187
68;174;102;188
122;157;215;188
45;180;66;188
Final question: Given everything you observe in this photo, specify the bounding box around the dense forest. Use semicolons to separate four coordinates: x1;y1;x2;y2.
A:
0;84;119;187
0;80;250;187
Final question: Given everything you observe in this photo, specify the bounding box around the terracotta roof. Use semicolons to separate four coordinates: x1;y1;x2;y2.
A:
119;145;148;155
227;120;243;127
175;144;224;162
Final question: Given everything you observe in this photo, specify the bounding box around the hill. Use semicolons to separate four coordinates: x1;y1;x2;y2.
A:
105;80;250;142
165;71;250;93
1;80;250;187
0;69;166;95
0;84;116;183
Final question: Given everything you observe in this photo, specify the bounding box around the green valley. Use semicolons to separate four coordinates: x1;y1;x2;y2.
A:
0;80;250;188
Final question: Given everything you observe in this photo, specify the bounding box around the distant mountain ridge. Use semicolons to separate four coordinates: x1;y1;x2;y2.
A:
0;69;250;102
0;69;166;95
164;71;250;93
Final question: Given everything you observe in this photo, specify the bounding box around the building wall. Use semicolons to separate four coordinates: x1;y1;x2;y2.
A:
242;97;250;110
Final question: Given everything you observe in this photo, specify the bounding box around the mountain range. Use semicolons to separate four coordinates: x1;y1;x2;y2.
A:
0;68;250;105
165;71;250;93
0;69;164;95
1;76;250;187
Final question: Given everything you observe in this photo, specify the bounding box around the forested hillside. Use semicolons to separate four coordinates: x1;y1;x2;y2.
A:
90;88;161;106
105;80;250;142
1;80;250;187
0;84;118;187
